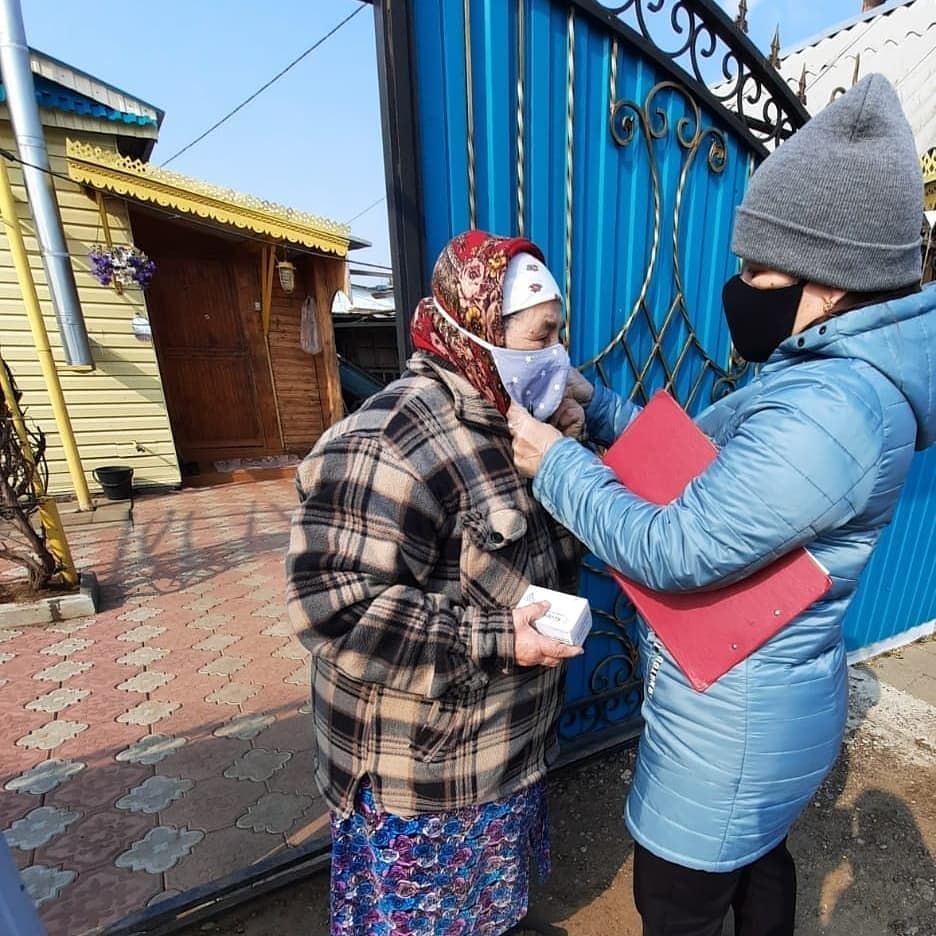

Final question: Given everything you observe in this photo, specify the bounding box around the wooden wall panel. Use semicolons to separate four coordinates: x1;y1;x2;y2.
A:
0;125;180;494
266;257;328;452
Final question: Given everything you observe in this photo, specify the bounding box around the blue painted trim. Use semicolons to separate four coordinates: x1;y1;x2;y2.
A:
0;75;157;127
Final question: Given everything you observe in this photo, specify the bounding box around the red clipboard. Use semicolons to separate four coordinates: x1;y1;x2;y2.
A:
604;390;831;691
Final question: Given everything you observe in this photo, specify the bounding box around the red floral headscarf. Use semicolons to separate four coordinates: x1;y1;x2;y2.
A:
410;230;545;416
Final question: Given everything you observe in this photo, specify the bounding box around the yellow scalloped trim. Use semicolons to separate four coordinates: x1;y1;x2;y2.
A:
925;150;936;212
65;139;351;256
923;148;936;182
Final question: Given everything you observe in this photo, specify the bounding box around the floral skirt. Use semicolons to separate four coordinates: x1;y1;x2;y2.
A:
329;779;550;936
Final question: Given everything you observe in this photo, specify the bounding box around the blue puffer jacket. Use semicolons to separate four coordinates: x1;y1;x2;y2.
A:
534;285;936;871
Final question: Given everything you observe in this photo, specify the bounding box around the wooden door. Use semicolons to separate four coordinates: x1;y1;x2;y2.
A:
146;255;266;458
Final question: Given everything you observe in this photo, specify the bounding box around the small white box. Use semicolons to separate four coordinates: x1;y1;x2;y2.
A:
517;585;592;647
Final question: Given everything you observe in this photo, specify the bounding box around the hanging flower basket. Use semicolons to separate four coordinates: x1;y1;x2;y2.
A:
88;245;156;289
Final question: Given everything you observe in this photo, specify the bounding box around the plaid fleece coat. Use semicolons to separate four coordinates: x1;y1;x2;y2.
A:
286;353;580;817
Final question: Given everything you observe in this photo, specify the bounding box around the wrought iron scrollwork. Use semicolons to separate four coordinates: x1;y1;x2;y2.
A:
579;0;807;150
558;561;643;744
585;80;749;409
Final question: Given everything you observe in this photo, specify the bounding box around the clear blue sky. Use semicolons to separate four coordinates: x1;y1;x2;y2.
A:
20;0;864;273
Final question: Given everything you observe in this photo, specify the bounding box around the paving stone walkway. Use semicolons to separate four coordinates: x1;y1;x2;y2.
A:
0;479;327;935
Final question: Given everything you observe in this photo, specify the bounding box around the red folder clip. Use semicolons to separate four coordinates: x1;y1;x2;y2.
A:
604;390;832;691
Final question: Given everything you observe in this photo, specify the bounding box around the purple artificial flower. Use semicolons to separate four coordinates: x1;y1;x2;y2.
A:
88;244;155;288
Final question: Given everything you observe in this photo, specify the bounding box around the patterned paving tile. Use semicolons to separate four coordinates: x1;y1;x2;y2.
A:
272;641;309;661
198;655;248;677
37;864;161;936
224;748;291;783
5;759;85;795
16;720;89;751
37;809;155;874
116;671;175;694
0;790;34;834
25;687;91;714
4;805;81;849
236;792;313;835
46;762;152;812
285;664;311;687
235;652;296;686
254;713;315;753
32;660;93;683
0;479;326;932
187;613;233;631
153;735;250;783
62;689;142;734
115;825;204;873
267;746;317;798
152;694;228;737
0;629;23;643
204;682;259;706
192;633;240;653
117;700;180;726
115;734;187;766
46;619;94;636
146;626;199;652
184;596;223;614
116;775;194;814
159;774;266;834
249;678;307;715
1;710;49;755
118;606;164;623
116;624;167;643
164;824;283;893
247;587;282;603
39;638;94;657
20;864;76;905
115;646;169;666
213;712;275;740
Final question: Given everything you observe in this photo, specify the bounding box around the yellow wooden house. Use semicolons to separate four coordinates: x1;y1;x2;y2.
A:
1;49;352;496
925;147;936;212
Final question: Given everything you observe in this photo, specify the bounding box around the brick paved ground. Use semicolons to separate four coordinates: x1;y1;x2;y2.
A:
3;479;934;935
0;479;327;935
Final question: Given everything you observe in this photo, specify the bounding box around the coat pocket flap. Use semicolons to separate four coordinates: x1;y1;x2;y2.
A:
462;507;527;550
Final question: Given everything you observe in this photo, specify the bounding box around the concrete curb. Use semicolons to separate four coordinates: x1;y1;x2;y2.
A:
0;570;100;629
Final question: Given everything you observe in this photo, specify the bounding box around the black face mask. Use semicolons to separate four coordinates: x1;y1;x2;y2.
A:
721;274;806;363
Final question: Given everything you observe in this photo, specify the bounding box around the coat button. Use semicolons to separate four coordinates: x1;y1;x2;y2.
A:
797;337;805;347
819;325;827;335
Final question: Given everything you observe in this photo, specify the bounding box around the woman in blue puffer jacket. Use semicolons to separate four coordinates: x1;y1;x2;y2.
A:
507;74;936;935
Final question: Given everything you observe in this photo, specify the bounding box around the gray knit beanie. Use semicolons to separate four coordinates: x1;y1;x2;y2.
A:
731;73;923;291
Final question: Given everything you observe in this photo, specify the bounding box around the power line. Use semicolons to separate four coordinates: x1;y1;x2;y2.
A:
345;195;385;225
0;147;394;272
159;3;367;168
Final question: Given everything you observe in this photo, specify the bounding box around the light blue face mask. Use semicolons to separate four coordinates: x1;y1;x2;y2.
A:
434;302;571;419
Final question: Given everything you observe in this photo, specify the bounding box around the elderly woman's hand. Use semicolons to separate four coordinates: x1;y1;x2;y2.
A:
507;403;563;477
512;601;583;667
565;368;595;406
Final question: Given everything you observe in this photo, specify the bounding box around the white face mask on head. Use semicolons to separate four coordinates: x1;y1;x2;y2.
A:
433;301;571;419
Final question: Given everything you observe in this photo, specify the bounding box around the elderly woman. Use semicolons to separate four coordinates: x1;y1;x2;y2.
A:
286;231;584;936
508;75;936;935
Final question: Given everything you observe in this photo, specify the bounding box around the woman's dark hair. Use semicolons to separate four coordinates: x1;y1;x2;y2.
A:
830;281;922;316
813;280;922;327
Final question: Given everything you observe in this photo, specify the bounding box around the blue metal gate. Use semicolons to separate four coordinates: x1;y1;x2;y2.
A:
373;0;932;757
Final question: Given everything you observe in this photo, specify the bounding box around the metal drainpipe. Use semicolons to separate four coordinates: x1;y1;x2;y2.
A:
0;0;92;366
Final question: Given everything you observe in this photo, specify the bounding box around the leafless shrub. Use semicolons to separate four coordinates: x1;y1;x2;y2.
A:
0;361;56;590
